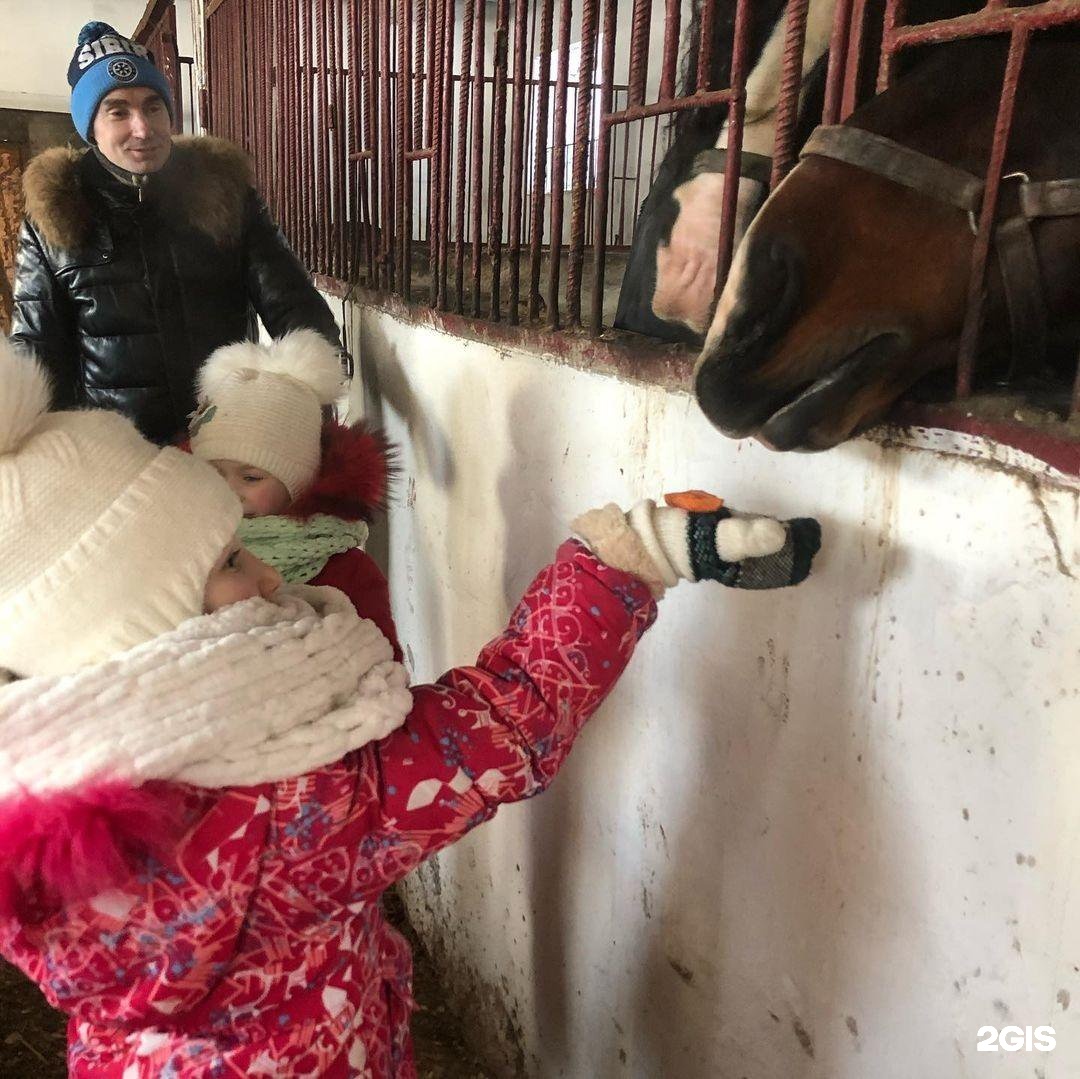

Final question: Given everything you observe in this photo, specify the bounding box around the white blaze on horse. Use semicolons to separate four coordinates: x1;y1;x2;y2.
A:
652;0;837;335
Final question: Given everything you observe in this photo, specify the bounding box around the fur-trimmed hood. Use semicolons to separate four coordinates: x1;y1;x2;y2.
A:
21;136;255;250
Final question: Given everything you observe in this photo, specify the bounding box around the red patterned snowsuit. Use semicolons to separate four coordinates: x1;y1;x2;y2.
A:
0;541;656;1076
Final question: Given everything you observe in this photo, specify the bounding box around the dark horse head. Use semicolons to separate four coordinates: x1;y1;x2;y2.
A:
694;32;1080;451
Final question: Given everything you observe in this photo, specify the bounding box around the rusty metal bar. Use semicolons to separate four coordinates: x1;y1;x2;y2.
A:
603;88;736;127
506;0;530;323
488;0;512;320
546;0;572;327
379;0;394;291
332;0;346;281
889;0;1080;49
590;0;617;333
527;0;555;322
366;0;380;286
770;0;811;188
658;0;680;100
715;0;752;296
303;5;315;267
428;0;447;302
565;0;600;324
398;0;414;300
876;0;907;93
471;0;488;316
627;0;652;108
454;0;477;312
839;0;870;121
347;0;361;280
955;23;1029;398
436;0;456;307
319;0;332;275
566;0;598;326
696;0;717;93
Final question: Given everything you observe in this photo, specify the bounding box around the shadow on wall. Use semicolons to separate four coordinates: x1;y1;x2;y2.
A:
626;448;923;1078
351;314;456;675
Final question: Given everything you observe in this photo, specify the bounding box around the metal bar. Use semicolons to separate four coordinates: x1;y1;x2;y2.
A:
347;0;361;280
333;0;347;281
715;0;751;295
471;0;488;316
627;0;652;108
603;88;736;127
506;0;529;322
318;0;331;275
454;0;477;312
428;0;447;302
888;0;1080;49
770;0;810;188
489;0;512;320
436;0;456;307
379;0;394;290
876;0;907;93
590;0;617;333
658;0;680;100
696;0;717;93
399;0;414;300
527;0;555;322
546;0;572;327
839;0;870;122
955;24;1029;399
365;0;379;285
566;0;598;326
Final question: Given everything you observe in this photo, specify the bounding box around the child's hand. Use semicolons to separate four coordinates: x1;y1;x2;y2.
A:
572;490;821;597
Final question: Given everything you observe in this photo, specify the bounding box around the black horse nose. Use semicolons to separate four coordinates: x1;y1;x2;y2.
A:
694;234;803;436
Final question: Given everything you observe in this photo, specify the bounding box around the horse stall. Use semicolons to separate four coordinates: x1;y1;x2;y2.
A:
202;0;1079;1075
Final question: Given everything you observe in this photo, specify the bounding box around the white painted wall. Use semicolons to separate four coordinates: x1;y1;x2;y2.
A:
346;300;1080;1079
0;3;150;113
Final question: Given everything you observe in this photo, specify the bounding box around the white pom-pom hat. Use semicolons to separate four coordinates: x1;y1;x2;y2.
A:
0;338;242;678
189;330;345;499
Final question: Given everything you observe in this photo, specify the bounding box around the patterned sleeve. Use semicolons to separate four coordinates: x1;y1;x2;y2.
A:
342;540;657;891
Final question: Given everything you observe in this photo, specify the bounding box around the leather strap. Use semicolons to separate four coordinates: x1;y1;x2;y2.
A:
1019;177;1080;220
801;125;985;212
692;147;774;187
994;216;1048;378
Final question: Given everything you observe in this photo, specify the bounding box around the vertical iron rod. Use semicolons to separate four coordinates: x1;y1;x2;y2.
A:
527;0;555;321
590;0;617;333
956;24;1029;398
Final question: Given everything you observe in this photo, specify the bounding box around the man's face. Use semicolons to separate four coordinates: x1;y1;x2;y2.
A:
92;87;173;174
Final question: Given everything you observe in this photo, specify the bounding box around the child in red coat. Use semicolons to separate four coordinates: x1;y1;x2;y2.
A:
0;337;820;1076
189;330;403;658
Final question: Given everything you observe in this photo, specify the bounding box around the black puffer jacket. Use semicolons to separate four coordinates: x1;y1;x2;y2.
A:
10;137;340;444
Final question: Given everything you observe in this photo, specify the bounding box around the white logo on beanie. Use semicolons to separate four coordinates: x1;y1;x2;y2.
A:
76;34;150;72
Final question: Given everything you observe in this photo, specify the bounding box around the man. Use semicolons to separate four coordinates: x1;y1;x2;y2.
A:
10;22;342;444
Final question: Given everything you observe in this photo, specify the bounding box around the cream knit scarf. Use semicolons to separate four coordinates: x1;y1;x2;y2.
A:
237;514;370;583
0;585;412;800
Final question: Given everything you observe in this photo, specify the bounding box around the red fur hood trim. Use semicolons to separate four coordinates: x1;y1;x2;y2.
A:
287;420;396;523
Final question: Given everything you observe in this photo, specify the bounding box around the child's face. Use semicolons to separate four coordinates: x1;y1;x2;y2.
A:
203;536;284;612
211;460;292;517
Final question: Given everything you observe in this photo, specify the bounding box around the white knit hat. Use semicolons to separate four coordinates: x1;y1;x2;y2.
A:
189;330;345;499
0;339;242;678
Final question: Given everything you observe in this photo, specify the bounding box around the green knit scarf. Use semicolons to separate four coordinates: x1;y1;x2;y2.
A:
237;514;370;583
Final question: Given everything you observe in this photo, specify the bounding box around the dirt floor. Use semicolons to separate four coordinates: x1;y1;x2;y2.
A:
0;887;492;1078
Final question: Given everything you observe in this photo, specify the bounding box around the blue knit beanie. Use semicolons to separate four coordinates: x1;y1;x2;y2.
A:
68;22;174;143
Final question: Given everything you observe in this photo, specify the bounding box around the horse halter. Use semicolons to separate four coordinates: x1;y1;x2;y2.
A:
800;124;1080;377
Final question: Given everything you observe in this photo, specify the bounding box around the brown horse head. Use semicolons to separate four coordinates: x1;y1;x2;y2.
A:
694;34;1080;450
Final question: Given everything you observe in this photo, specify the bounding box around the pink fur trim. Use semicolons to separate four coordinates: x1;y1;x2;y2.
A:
0;782;186;924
